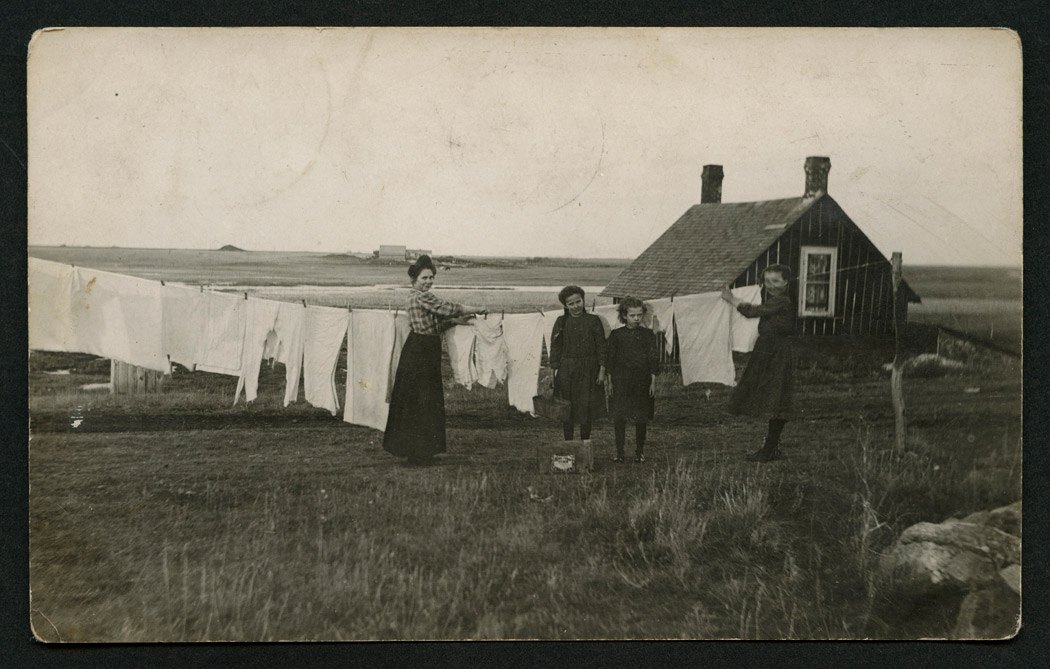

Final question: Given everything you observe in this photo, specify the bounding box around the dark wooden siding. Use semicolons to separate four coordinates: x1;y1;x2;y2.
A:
730;198;898;337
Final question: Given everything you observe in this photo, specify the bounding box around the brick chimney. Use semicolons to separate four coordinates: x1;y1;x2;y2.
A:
804;156;831;197
701;164;724;204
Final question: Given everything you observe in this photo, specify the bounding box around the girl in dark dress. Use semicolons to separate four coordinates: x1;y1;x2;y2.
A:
605;297;660;463
549;285;607;442
383;256;487;466
720;264;796;462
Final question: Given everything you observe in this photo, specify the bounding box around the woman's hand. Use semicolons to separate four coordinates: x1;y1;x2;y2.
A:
596;368;606;386
720;286;736;305
649;378;656;398
464;305;488;316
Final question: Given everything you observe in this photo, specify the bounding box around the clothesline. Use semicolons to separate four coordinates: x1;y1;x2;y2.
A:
30;258;765;424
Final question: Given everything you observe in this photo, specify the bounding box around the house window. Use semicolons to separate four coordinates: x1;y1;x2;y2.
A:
798;246;837;317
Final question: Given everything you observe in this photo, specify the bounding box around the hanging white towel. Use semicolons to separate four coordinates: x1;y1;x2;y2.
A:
592;305;621;337
343;310;397;431
302;305;349;415
67;266;168;373
160;284;206;371
386;313;412;403
234;297;281;405
472;317;508;389
28;258;75;352
674;291;737;387
649;298;676;352
504;312;550;415
194;291;247;376
729;285;763;353
673;286;763;386
542;309;563;353
444;324;478;389
269;301;307;406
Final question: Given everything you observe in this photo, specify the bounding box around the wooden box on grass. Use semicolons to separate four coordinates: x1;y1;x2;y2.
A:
536;441;594;474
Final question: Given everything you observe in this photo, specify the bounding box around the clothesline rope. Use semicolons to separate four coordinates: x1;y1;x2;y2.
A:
45;257;894;315
790;258;890;281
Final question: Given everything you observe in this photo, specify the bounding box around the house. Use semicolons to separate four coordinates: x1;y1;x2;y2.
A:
601;157;920;337
406;248;432;261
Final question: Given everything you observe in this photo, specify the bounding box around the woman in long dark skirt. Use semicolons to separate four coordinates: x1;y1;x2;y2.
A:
549;285;607;441
383;255;487;466
720;264;797;462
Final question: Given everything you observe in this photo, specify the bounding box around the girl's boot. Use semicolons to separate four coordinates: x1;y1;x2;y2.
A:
745;437;780;462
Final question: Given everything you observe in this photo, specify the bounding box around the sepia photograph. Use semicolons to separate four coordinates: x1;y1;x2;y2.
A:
26;27;1022;641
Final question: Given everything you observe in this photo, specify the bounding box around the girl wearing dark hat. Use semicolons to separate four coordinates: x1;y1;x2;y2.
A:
548;285;607;442
720;264;797;462
383;255;487;466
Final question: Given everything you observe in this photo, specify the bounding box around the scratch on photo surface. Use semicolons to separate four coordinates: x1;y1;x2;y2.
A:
546;113;605;214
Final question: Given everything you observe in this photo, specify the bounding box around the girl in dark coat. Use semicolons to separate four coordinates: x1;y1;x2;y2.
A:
549;285;607;442
383;256;487;466
605;297;660;463
720;264;796;462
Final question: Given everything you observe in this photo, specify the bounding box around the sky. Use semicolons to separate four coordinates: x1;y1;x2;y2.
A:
27;28;1022;266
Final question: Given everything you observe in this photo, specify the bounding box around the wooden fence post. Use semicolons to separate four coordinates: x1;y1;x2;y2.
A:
110;360;167;394
890;252;907;452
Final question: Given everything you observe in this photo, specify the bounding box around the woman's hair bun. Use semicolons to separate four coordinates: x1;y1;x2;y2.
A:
408;254;437;280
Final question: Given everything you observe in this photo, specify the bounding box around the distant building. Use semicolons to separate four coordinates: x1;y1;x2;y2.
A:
375;245;433;262
377;245;407;260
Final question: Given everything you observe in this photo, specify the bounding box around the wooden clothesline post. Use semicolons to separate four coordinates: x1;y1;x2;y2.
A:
111;360;167;394
890;251;907;452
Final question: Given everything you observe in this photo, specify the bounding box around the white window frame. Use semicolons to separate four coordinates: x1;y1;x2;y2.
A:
798;245;838;317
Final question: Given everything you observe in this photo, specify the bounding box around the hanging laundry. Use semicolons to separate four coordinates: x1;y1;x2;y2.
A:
343;310;397;431
674;285;763;386
541;308;563;353
443;324;479;389
234;297;281;405
28;258;75;353
68;266;168;373
648;298;675;352
504;312;550;414
267;301;306;406
386;312;412;403
194;291;247;376
160;283;206;371
302;305;350;415
673;291;737;387
472;316;508;389
729;285;763;353
592;304;621;337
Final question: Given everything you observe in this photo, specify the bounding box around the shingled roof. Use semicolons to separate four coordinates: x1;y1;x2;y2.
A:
601;196;820;300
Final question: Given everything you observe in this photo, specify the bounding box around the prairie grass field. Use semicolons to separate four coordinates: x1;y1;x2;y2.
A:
27;248;1022;641
904;265;1022;355
27;246;628;289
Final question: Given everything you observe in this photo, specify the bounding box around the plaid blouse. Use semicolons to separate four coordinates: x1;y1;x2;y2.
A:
407;288;463;335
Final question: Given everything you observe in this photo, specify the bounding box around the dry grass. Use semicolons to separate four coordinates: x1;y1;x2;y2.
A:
28;347;1020;641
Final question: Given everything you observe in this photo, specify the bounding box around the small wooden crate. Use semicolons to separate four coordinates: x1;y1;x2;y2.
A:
532;394;572;423
536;441;594;474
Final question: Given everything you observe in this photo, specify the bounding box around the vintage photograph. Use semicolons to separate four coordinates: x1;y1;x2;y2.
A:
27;27;1022;641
